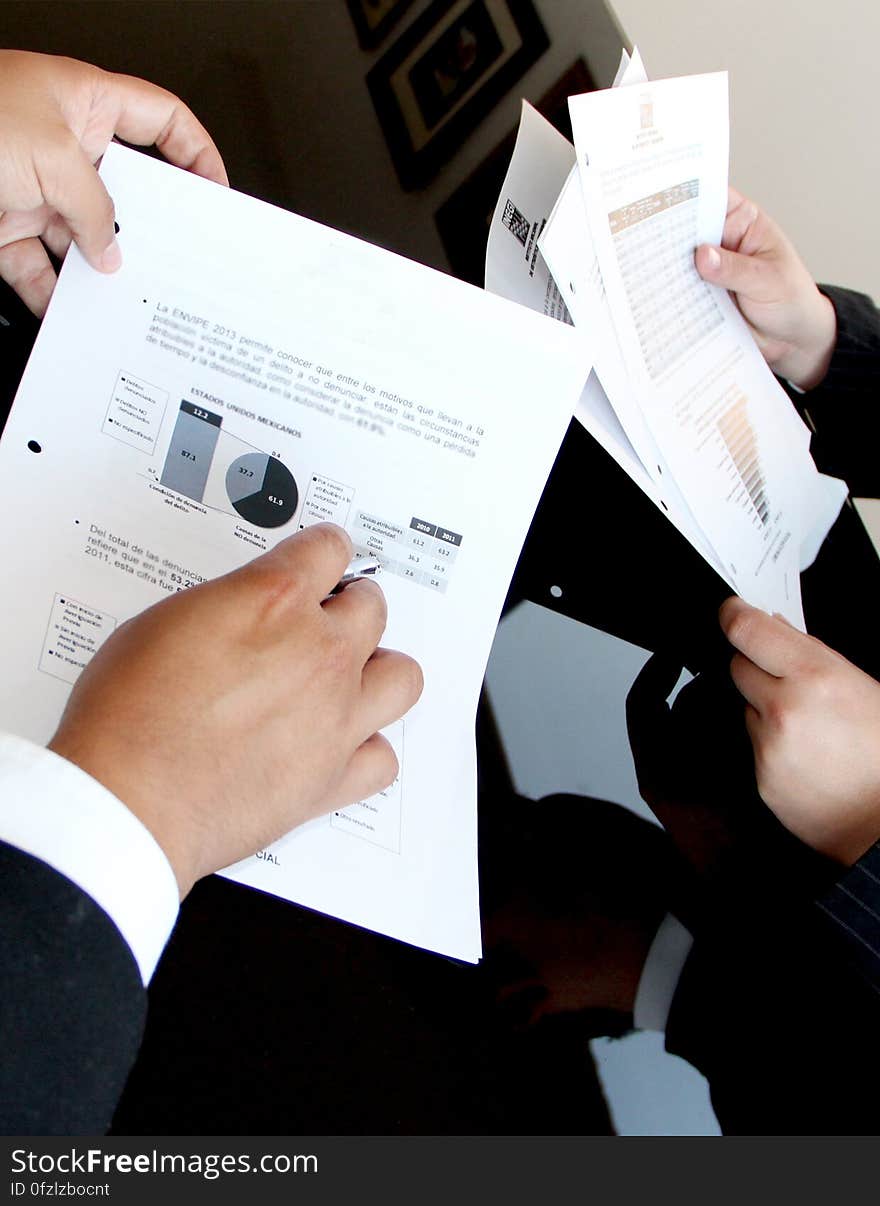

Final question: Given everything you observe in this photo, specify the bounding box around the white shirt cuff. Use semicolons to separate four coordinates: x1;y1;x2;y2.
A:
633;912;694;1032
0;731;179;984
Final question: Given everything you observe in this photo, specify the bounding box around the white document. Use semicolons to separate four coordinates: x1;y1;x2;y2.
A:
0;144;592;963
482;104;659;541
612;48;633;88
612;45;649;89
486;52;732;585
484;100;575;323
482;103;643;516
568;72;835;623
539;45;728;579
539;166;733;588
482;88;685;552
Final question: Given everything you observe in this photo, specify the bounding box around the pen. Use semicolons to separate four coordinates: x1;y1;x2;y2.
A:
330;555;382;595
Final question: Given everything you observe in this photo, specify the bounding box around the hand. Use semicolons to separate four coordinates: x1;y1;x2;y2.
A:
694;187;836;389
0;49;228;316
721;596;880;864
48;524;423;897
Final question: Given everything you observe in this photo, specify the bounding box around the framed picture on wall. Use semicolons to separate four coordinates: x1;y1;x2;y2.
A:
347;0;417;50
367;0;549;189
435;57;595;284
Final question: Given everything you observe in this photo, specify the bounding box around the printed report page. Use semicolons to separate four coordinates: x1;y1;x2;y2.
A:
0;144;591;963
539;166;731;587
569;73;836;624
484;61;731;589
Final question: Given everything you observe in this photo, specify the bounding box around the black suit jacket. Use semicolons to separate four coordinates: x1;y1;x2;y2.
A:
806;286;880;989
803;284;880;497
663;286;880;1133
1;289;146;1134
0;840;145;1134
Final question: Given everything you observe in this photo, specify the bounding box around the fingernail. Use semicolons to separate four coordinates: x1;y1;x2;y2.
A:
100;238;122;272
705;246;721;271
719;594;746;620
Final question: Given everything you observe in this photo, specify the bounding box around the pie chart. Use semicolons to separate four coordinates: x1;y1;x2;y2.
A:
225;452;298;528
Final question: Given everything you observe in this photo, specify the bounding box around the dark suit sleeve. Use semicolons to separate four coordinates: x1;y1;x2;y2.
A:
795;284;880;496
797;286;880;982
665;894;880;1134
816;842;880;994
0;839;147;1134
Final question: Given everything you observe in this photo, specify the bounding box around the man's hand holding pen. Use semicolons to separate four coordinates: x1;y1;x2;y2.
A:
49;523;422;898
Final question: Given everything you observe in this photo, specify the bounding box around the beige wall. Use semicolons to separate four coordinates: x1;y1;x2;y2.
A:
606;0;880;300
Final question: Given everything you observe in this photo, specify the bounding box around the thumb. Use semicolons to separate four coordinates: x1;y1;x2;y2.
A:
695;241;771;303
36;130;121;273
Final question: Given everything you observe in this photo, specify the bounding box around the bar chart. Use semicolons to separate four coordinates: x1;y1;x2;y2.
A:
160;401;298;529
718;395;770;526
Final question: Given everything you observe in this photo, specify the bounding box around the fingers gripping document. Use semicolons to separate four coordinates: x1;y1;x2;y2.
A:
486;56;845;627
567;73;840;624
0;144;591;962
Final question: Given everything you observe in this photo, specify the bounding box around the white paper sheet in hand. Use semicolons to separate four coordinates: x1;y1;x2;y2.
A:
482;96;680;552
484;51;732;588
539;166;734;589
0;144;591;963
569;73;835;624
612;45;649;89
608;48;819;500
484;100;576;322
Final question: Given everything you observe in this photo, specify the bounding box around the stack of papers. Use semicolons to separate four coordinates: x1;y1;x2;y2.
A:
485;48;845;627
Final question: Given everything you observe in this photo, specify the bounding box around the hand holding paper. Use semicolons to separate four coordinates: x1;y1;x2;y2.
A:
497;57;846;625
0;49;228;316
695;187;837;390
0;141;590;960
49;523;422;898
721;596;880;865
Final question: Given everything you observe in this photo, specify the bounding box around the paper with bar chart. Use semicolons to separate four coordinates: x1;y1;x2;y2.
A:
160;400;300;527
0;144;592;963
538;162;733;588
717;395;769;526
568;72;843;624
484;60;735;591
